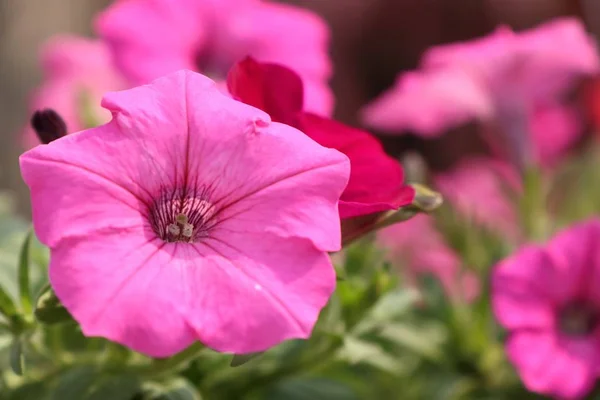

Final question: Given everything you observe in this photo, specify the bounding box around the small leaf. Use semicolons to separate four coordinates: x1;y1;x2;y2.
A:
0;282;17;320
230;352;263;367
145;378;202;400
85;375;140;400
51;366;97;400
34;285;74;325
9;337;25;375
18;229;33;315
266;378;358;400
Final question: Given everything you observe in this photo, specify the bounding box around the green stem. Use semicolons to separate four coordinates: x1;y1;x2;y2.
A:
519;167;549;241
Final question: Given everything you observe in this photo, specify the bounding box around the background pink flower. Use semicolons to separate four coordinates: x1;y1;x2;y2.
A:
95;0;333;115
493;219;600;399
228;57;414;219
23;35;126;148
434;157;520;238
362;17;599;167
378;215;479;301
20;70;350;357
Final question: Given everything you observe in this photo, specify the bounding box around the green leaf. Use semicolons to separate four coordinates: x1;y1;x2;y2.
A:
17;230;33;315
338;336;404;374
378;321;446;362
145;378;202;400
34;285;74;325
9;337;24;375
0;282;17;320
266;378;358;400
51;366;97;400
85;375;140;400
230;352;263;367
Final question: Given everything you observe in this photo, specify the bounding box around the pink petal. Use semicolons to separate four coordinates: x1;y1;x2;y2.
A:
361;69;492;136
378;215;479;300
96;0;333;116
434;157;519;237
20;122;150;248
530;104;583;166
507;331;598;399
545;219;600;305
299;114;414;218
95;0;204;84
185;232;335;353
49;230;197;357
492;246;557;330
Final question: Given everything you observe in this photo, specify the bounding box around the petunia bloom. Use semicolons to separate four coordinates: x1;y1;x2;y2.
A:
23;35;126;148
493;219;600;399
95;0;333;115
20;70;350;357
227;57;415;219
362;17;599;167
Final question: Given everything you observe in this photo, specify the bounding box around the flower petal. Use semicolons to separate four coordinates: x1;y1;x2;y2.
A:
492;246;557;330
507;331;598;399
185;232;335;353
361;69;492;136
49;230;197;357
299;113;414;218
227;57;304;124
95;0;204;84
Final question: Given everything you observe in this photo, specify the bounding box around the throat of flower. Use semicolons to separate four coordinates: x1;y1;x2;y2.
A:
559;303;599;337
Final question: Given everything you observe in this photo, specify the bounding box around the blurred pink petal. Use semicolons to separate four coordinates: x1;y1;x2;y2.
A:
23;35;126;148
361;69;492;136
20;70;350;356
378;215;479;301
96;0;333;115
530;104;583;165
507;331;599;399
493;219;600;398
434;157;520;237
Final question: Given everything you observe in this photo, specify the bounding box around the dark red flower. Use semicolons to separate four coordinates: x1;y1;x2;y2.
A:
227;57;414;219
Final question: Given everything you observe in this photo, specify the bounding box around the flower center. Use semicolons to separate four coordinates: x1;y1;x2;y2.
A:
558;302;599;337
148;190;216;243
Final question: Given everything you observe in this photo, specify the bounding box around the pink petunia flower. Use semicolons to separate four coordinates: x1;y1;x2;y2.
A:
23;35;127;148
95;0;333;115
20;70;350;357
377;214;479;301
362;17;599;166
493;219;600;399
227;57;415;220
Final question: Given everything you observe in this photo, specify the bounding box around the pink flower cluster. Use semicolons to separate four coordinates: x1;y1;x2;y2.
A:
22;0;416;357
21;1;600;397
362;18;599;167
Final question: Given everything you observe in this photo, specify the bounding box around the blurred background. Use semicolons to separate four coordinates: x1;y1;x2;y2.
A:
0;0;597;214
